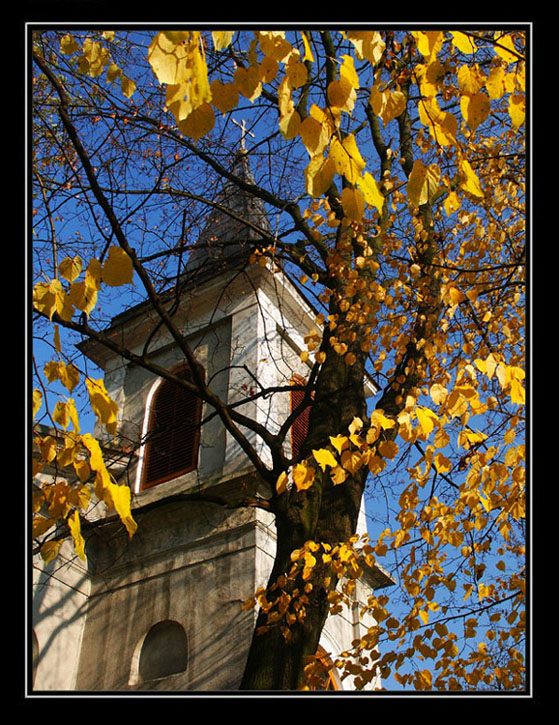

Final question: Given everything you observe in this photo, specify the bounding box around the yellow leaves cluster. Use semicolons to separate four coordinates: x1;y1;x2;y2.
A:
475;354;525;406
59;33;136;98
369;86;406;125
34;364;137;563
276;412;401;495
407;159;441;208
33;249;132;324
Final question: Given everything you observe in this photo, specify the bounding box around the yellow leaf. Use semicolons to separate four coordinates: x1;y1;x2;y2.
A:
358;172;384;214
348;417;363;435
292;462;315;491
121;75;136;99
493;33;519;64
312;448;338;471
305;155;336;197
33;279;69;321
148;31;190;85
33;389;43;418
101;246;133;286
369;86;406;124
60;34;80;55
300;31;315;62
331;466;347;485
286;60;308;89
407;160;441;207
85;378;118;436
66;398;80;432
210;80;239;113
433;428;449;449
327;77;356;113
341;187;365;221
434;452;452;473
36;435;57;463
459;158;484;198
508;93;525;128
33;515;56;538
412;31;443;61
346;31;385;65
340;55;359;89
276;471;289;494
106;482;137;538
59;255;83;283
53;400;70;430
377;440;398;460
329;435;349;454
429;383;448;406
302;550;316;580
446;390;468;419
81;433;104;471
509;378;525;405
106;63;122;84
61;364;80;393
461;92;490;131
211;31;234;51
279;108;301;140
485;66;506;99
178;103;215;140
68;510;86;560
329;134;366;184
234;65;262;101
416;406;438;437
68;281;98;316
258;31;292;62
341;449;364;474
73;458;91;483
40;539;64;564
371;409;396;430
450;31;477;54
443;190;460;216
457;64;485;95
299;114;330;157
418;97;457;146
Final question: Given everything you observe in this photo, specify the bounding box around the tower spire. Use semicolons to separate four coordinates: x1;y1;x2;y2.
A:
187;144;271;271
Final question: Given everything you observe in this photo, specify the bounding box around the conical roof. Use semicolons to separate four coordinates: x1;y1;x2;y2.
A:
187;151;272;271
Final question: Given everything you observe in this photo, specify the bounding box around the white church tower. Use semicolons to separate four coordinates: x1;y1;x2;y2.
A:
32;149;393;693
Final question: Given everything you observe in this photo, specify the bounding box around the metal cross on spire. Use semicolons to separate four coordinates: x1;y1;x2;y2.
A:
232;118;255;151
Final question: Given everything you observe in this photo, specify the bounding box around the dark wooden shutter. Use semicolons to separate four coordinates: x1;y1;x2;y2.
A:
142;365;203;490
290;374;312;459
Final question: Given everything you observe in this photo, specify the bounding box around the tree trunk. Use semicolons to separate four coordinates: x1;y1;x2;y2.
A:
240;335;369;690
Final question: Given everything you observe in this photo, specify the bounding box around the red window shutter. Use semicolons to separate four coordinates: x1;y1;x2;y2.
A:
142;365;203;490
290;374;312;459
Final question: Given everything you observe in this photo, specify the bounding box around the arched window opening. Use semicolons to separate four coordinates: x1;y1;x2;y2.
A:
307;646;341;691
137;620;188;683
290;374;313;459
141;363;203;490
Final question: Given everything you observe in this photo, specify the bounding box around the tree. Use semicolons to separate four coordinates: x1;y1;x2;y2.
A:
31;27;527;691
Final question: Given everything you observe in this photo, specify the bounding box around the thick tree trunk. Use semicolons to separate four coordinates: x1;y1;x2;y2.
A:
240;335;369;690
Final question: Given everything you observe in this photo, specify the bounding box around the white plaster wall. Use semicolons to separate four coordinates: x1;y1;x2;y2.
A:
32;541;90;690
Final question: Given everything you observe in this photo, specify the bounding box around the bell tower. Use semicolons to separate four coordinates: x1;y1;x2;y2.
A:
32;149;393;692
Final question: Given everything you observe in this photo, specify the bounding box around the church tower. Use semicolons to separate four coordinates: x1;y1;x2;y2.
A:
32;148;393;692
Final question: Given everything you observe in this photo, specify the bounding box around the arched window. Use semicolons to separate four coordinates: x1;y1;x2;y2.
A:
308;646;341;690
141;363;203;490
136;620;188;683
290;374;312;459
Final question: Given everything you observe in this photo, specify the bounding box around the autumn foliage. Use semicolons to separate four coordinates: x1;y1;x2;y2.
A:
32;28;526;691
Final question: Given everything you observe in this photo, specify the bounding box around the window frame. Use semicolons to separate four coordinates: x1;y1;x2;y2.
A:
140;362;204;491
